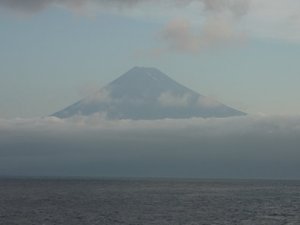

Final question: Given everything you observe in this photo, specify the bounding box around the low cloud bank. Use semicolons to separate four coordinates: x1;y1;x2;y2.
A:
1;115;300;179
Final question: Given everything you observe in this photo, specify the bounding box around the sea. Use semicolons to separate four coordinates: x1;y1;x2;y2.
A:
0;178;299;225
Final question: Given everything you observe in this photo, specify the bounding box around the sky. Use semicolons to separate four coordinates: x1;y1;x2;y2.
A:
1;0;300;179
0;0;300;118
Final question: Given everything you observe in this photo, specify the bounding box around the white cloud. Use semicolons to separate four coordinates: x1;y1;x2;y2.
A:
161;19;201;53
1;113;300;133
197;96;222;108
160;16;245;53
242;0;300;42
158;91;192;107
83;88;112;104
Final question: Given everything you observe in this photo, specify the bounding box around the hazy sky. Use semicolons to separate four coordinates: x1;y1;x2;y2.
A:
1;0;300;118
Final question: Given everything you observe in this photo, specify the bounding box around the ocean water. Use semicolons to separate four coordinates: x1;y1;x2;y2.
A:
0;178;299;225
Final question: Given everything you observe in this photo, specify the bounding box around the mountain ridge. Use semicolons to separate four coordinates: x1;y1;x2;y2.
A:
52;67;246;119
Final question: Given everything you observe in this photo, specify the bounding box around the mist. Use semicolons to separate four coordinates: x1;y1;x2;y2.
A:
1;115;300;179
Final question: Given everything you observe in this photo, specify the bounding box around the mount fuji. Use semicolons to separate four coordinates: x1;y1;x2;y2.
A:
52;67;246;119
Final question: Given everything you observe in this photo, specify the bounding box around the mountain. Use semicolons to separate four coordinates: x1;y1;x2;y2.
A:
52;67;246;119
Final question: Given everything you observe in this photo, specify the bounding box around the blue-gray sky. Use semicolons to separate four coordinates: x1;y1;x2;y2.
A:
1;0;300;118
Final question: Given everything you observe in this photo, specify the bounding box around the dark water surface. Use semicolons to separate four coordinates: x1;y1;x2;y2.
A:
0;178;299;225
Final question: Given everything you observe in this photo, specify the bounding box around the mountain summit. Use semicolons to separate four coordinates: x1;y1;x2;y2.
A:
52;67;246;119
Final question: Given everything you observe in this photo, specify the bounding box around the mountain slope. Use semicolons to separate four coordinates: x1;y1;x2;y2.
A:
52;67;246;119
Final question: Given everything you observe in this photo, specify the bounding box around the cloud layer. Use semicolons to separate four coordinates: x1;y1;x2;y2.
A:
0;0;249;13
1;115;300;179
160;16;245;53
2;0;300;52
